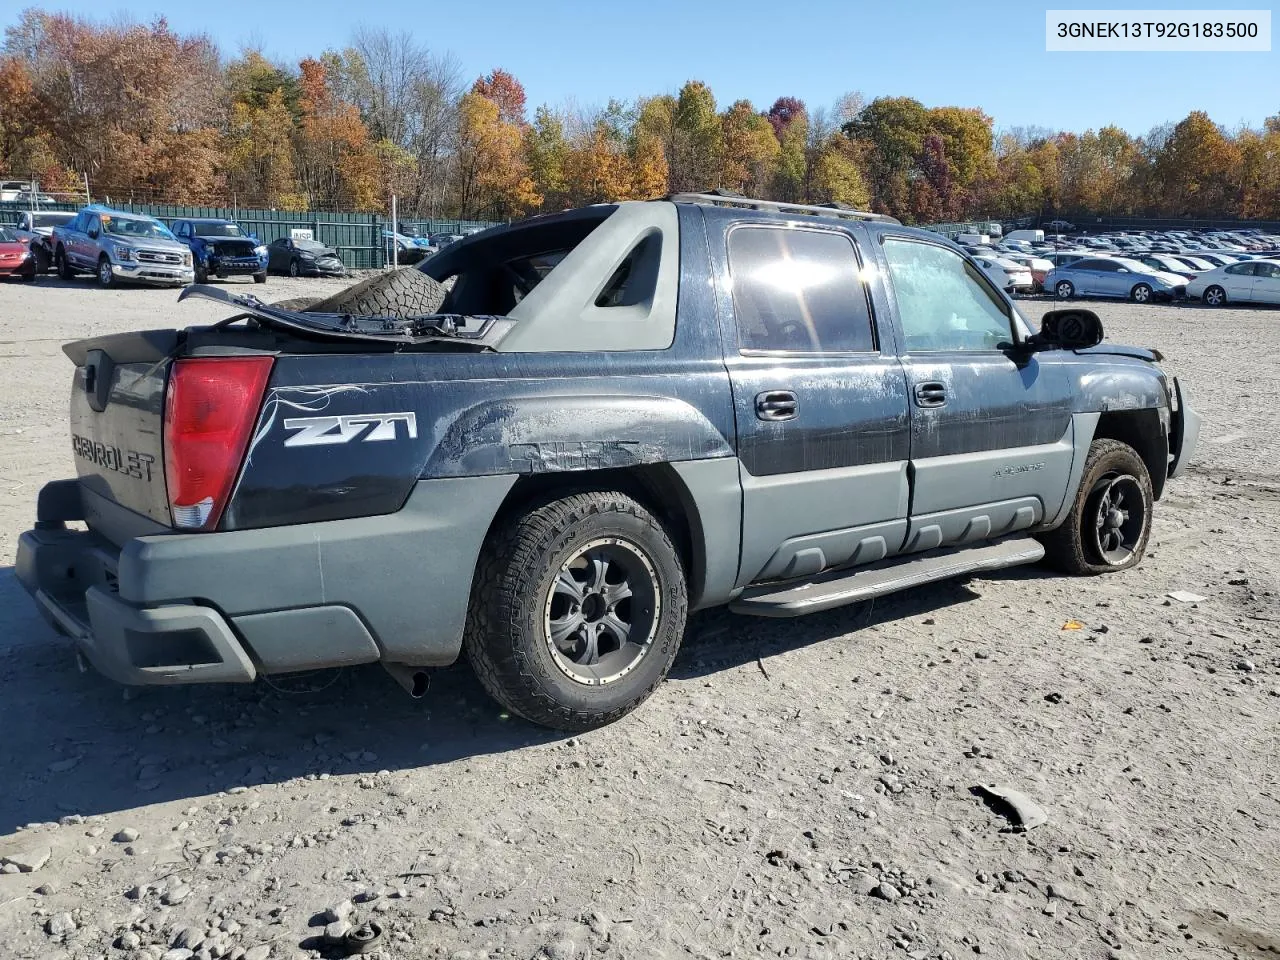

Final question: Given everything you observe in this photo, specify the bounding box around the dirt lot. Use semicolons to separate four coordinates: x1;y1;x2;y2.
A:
0;277;1277;960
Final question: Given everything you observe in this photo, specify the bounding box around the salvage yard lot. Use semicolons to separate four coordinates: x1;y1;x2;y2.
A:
0;280;1277;960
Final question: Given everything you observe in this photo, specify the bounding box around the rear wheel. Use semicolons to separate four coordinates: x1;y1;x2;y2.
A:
1130;283;1153;303
1203;285;1226;306
55;247;74;281
32;246;50;273
1040;439;1153;575
97;255;115;288
465;491;688;730
1055;280;1074;299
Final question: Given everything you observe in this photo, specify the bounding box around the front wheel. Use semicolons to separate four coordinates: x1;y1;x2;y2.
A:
1040;438;1153;575
1203;285;1226;306
32;246;50;273
253;271;267;284
288;258;300;278
465;491;688;730
1055;280;1074;299
97;256;115;288
1130;283;1153;303
194;262;208;284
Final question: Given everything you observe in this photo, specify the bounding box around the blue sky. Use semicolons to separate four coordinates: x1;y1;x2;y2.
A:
4;0;1276;134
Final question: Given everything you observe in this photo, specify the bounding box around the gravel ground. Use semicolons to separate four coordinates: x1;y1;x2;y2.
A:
0;277;1277;960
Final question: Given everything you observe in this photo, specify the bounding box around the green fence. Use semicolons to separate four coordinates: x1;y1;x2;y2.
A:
1;201;503;270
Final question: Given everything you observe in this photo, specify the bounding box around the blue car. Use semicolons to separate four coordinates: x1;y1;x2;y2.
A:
1044;256;1187;304
170;218;268;284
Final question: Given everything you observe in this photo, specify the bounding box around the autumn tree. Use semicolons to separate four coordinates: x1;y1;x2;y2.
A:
456;91;538;219
526;106;570;209
473;69;527;125
766;97;808;202
719;100;779;196
1149;111;1241;216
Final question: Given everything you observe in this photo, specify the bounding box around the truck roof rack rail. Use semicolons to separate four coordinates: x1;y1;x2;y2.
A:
668;190;901;225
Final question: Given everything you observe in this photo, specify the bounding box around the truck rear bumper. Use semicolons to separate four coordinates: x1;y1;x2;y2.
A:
16;475;516;685
18;536;257;685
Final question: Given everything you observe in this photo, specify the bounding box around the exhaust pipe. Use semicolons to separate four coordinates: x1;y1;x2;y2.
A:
383;663;430;699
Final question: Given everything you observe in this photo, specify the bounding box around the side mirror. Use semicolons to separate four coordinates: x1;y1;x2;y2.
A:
1038;308;1104;349
87;229;99;239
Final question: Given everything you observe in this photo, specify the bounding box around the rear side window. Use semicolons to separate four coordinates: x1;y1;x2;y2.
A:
727;226;875;353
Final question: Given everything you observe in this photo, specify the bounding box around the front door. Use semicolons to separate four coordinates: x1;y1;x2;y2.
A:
715;220;912;586
877;236;1075;551
1252;261;1280;303
1222;261;1257;300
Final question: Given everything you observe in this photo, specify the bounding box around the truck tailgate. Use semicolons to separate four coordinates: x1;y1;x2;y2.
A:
65;330;176;527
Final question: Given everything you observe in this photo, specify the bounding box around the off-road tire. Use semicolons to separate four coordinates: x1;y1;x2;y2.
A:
465;491;688;730
306;268;448;318
55;247;74;281
1203;285;1226;306
1040;439;1153;575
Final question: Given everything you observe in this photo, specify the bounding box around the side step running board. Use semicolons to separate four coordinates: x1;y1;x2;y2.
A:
729;537;1045;618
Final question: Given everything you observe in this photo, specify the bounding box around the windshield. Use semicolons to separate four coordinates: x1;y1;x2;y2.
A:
0;227;18;242
1115;258;1153;273
193;222;245;238
295;239;329;253
101;216;175;241
33;213;73;229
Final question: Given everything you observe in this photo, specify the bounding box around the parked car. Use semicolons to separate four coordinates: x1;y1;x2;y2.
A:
1187;258;1280;306
14;194;1199;729
10;210;76;272
1044;256;1186;302
1184;252;1240;268
973;254;1034;294
1134;254;1201;280
429;233;465;248
0;180;37;202
383;230;430;265
1001;252;1055;291
266;237;345;277
1044;219;1076;232
1044;251;1090;268
0;225;36;281
171;218;267;284
52;206;193;288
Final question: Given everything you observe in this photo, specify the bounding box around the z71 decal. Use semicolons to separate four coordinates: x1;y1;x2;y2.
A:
283;412;418;447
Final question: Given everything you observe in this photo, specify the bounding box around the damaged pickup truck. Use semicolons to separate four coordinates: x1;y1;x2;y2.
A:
17;193;1200;730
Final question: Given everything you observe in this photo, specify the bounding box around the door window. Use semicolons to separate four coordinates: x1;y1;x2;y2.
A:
1225;262;1257;276
882;238;1014;352
727;226;876;353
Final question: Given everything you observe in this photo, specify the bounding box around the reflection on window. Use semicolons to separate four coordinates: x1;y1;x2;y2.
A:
728;227;875;353
882;239;1012;352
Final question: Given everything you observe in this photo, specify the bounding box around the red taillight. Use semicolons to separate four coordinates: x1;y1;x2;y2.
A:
163;356;273;530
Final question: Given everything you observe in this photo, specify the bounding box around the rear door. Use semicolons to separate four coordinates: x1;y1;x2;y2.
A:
714;219;912;586
877;235;1074;552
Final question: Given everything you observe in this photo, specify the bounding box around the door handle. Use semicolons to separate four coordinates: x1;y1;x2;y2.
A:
913;381;947;408
755;390;798;421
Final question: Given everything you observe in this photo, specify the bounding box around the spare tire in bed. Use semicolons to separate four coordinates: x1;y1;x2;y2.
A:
301;268;449;318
